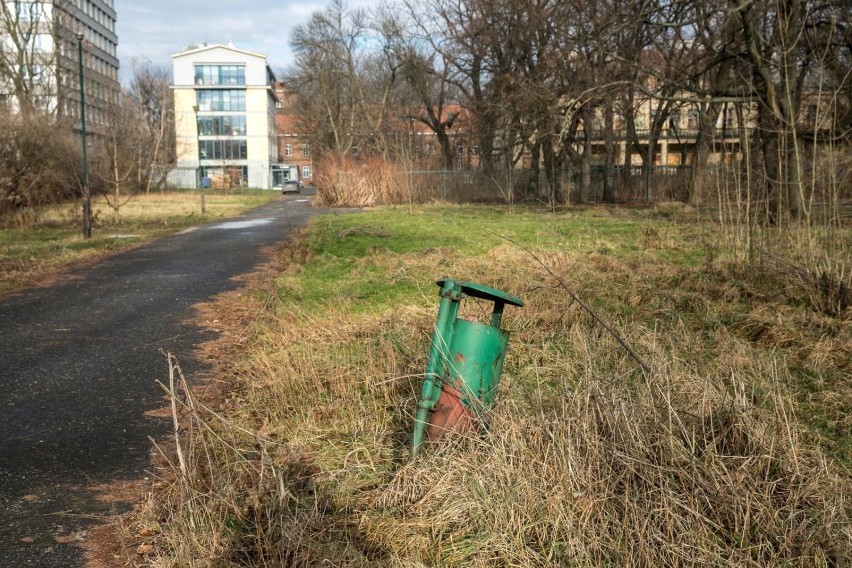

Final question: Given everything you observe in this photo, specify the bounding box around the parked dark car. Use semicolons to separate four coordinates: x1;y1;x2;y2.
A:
281;179;302;193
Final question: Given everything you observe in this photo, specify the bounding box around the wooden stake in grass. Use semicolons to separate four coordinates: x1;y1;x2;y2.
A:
166;353;187;478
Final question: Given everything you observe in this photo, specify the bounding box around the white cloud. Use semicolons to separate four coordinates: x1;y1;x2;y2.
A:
114;0;336;81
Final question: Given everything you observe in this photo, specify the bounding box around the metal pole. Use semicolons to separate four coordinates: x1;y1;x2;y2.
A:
192;105;206;214
77;33;91;238
411;280;460;458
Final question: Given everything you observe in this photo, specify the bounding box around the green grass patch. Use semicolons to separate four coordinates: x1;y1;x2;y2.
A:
286;205;704;313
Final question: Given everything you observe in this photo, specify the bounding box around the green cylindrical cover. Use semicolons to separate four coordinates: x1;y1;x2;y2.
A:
412;279;522;458
446;319;509;409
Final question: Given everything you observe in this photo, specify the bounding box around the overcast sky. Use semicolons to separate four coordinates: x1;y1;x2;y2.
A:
114;0;354;81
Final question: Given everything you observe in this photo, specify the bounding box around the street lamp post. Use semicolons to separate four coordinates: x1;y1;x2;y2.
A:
77;32;91;238
192;104;206;215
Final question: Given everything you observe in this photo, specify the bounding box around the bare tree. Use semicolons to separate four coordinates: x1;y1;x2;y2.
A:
0;0;59;116
398;0;526;182
358;7;404;160
289;0;849;212
92;92;142;222
89;61;177;221
0;111;80;222
732;0;852;221
0;0;84;223
396;43;460;170
288;0;400;160
288;1;357;156
128;59;175;193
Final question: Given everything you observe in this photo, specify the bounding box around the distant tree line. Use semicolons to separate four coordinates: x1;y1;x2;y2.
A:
287;0;850;217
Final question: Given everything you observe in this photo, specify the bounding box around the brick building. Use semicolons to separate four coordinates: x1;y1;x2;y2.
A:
274;81;312;185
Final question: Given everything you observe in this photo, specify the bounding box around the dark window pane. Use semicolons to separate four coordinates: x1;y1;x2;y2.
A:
196;90;246;112
192;65;246;86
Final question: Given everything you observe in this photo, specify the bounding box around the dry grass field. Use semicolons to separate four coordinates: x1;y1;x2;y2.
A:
0;191;276;294
115;204;849;566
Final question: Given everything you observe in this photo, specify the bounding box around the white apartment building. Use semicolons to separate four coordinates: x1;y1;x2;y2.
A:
0;0;119;124
169;43;280;189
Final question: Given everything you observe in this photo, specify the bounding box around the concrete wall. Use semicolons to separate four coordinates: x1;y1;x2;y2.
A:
167;167;198;189
245;86;272;188
173;89;199;177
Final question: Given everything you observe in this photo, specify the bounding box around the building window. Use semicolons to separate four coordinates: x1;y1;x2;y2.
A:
30;34;50;52
197;115;246;136
301;144;310;157
668;110;680;131
723;107;735;129
194;65;246;86
200;165;248;187
33;95;51;111
284;143;292;157
196;90;245;112
805;104;818;126
198;139;248;160
24;64;45;84
302;165;311;179
687;109;699;130
201;166;247;178
18;2;43;21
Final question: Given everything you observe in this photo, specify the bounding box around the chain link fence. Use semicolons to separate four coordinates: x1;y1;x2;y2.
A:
392;166;697;205
317;155;850;209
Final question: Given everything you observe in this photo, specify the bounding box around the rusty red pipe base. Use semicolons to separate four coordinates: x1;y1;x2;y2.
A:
426;381;478;441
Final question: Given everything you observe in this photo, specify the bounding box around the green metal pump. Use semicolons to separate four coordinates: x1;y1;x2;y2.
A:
411;278;523;458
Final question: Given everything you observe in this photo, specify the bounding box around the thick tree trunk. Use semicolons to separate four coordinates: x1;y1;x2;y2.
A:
783;128;803;220
604;101;615;204
437;128;454;171
690;103;721;207
529;141;541;200
739;0;805;221
580;128;592;204
571;109;592;203
757;109;781;224
113;138;122;223
478;126;495;175
542;137;563;205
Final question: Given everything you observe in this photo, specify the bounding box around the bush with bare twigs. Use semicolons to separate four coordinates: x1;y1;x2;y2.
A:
313;156;401;207
0;113;82;226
